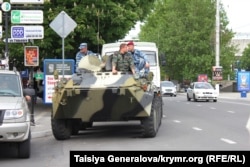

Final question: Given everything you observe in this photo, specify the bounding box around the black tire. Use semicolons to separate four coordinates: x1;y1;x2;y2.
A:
187;94;191;101
141;96;161;138
71;119;82;135
51;116;72;140
18;130;31;158
193;94;197;102
213;99;217;102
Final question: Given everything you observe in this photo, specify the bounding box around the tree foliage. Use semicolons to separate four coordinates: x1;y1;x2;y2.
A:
239;44;250;70
0;0;156;70
139;0;235;82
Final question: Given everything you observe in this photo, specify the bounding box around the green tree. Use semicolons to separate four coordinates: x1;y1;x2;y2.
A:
139;0;235;82
0;0;156;70
239;44;250;70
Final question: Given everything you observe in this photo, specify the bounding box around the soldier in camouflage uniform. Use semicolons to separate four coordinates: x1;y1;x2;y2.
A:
112;43;136;74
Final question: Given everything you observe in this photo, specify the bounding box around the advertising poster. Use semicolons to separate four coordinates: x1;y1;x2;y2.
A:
24;46;39;66
197;74;208;82
43;59;75;104
212;66;223;81
237;71;250;91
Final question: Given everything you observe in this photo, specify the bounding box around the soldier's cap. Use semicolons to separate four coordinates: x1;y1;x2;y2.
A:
127;41;134;46
79;43;87;49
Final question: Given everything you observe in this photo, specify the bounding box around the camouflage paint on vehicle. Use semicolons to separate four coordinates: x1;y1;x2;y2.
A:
51;56;162;140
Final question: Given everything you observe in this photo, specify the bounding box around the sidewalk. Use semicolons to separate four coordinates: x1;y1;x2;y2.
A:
218;92;250;100
29;98;52;139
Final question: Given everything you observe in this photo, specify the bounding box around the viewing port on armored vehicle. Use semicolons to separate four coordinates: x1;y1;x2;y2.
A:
51;43;162;140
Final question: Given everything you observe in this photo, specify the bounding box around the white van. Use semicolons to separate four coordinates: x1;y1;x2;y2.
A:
101;41;161;89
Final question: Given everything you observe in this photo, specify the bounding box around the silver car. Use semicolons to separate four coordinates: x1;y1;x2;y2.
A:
0;69;34;158
187;82;218;102
161;81;177;96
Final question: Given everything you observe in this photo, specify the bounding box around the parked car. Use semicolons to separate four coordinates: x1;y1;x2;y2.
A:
186;82;218;102
0;68;34;158
161;81;177;96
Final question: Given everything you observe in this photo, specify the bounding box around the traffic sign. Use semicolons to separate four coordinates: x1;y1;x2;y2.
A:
3;38;29;43
10;0;44;4
11;25;44;39
11;10;43;24
49;11;77;38
0;26;2;38
1;2;11;12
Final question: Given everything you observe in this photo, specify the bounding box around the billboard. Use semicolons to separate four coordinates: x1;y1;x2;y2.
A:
212;66;223;81
197;74;208;82
237;71;250;91
24;46;39;66
43;59;75;104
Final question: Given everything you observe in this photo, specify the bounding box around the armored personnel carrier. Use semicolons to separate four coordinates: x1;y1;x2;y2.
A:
51;55;162;140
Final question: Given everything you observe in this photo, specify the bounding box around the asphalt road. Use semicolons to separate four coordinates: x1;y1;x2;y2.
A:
0;93;250;166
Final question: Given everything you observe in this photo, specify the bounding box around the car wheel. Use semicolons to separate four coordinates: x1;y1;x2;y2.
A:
187;94;191;101
18;131;31;158
213;99;217;102
193;94;197;102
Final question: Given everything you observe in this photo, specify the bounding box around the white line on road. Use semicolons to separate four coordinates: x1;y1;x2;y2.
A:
220;138;237;144
227;110;235;114
173;120;181;123
210;107;216;110
192;127;202;131
196;104;202;107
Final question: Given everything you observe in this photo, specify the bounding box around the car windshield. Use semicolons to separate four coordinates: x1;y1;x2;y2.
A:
161;82;174;87
194;83;213;89
0;74;21;96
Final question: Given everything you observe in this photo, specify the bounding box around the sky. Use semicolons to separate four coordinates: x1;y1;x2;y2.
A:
221;0;250;34
125;0;250;39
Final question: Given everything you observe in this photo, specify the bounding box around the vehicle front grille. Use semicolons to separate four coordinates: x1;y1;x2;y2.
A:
203;92;212;94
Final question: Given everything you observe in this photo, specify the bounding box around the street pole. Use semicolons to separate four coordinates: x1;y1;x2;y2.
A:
215;0;220;67
4;11;9;69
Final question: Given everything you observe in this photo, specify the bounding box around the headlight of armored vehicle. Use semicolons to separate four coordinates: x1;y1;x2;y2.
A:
4;109;24;119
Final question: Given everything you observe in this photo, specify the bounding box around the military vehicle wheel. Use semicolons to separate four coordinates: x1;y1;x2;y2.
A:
141;96;161;138
51;118;72;140
71;119;82;135
18;131;31;158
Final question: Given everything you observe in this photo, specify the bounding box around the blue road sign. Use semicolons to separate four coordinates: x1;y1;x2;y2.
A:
11;26;24;38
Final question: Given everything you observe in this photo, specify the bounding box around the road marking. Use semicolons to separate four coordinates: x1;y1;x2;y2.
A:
196;104;202;107
163;115;166;118
192;127;202;131
227;110;235;114
220;138;237;144
173;120;181;123
210;107;216;110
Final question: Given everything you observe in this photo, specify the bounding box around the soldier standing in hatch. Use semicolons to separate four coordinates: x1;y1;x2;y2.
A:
75;43;94;72
112;43;136;75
